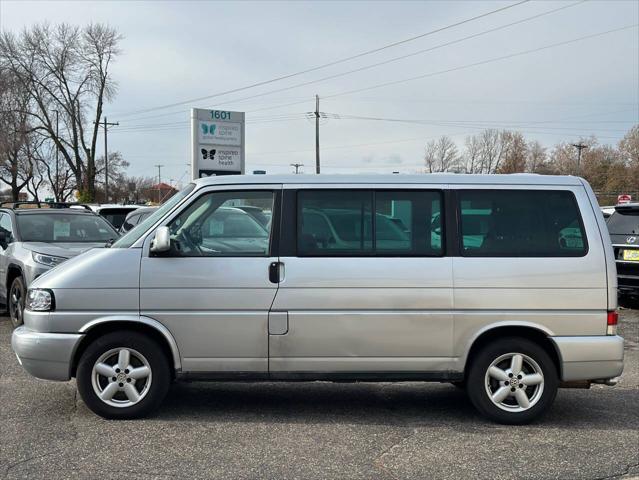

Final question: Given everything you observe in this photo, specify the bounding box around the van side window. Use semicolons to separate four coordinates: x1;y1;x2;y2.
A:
297;190;443;256
167;191;274;257
298;190;373;255
375;191;442;254
458;190;587;257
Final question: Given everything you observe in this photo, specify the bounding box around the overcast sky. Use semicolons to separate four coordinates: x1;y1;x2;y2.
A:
1;0;638;186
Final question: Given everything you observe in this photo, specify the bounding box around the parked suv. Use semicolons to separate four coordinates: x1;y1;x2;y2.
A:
0;202;119;327
607;203;639;298
12;175;623;424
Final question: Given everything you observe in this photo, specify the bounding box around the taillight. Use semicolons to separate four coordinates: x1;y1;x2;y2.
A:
607;311;618;335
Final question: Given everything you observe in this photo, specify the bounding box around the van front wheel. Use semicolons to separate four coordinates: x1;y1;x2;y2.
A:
466;337;558;424
76;331;170;419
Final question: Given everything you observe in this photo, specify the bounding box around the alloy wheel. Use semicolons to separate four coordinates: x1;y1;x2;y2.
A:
91;347;153;408
9;280;24;327
484;352;544;412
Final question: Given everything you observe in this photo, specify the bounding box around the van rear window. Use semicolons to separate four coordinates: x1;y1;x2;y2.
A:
458;190;587;257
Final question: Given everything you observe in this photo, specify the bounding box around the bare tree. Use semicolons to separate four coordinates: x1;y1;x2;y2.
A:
619;125;639;165
424;135;459;173
463;134;482;173
0;23;123;201
478;129;505;173
93;151;129;202
526;140;547;173
0;70;33;200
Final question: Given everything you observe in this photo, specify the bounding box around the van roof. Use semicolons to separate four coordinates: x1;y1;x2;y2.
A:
193;173;584;187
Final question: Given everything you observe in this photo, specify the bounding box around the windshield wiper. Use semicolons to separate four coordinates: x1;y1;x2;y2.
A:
105;238;115;248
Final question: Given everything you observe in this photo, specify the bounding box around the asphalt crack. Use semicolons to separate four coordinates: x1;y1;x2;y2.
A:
592;461;639;480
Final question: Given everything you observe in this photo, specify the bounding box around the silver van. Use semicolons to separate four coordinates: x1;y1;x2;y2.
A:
11;174;624;424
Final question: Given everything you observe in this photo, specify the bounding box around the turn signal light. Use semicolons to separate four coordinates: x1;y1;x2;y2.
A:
607;311;618;335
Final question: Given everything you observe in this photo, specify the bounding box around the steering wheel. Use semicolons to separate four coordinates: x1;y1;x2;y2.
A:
177;228;203;256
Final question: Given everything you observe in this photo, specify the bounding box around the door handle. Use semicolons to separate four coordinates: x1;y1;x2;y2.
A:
269;262;283;284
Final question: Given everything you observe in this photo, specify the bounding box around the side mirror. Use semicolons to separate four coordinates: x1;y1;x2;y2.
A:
0;231;8;249
150;226;171;254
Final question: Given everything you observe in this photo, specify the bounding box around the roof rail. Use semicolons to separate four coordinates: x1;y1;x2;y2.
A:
0;201;93;211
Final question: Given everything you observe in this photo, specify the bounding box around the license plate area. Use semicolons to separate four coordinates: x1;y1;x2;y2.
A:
622;249;639;261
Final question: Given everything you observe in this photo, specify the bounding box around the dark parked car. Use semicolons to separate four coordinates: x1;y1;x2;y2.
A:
607;203;639;298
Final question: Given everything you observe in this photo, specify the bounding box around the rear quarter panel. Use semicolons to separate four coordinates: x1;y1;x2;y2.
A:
451;183;609;369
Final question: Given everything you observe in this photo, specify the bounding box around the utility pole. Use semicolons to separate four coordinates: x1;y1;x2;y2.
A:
154;164;163;203
96;117;119;203
315;94;320;174
291;163;304;174
571;143;588;175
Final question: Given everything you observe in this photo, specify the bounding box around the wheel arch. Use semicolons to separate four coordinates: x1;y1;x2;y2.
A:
6;263;24;292
70;316;181;378
462;323;563;380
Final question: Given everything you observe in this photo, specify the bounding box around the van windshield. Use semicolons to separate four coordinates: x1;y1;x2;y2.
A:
111;183;196;248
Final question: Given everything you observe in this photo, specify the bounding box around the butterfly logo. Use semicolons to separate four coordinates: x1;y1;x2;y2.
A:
201;149;216;160
201;124;217;136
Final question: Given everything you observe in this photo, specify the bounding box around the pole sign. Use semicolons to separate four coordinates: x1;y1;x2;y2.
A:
191;108;245;179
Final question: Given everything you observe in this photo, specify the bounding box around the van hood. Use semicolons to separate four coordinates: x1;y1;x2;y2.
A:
30;247;142;290
22;242;106;258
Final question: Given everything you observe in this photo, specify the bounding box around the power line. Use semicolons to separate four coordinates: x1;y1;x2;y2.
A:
195;1;586;114
223;22;638;117
115;0;530;118
323;24;638;101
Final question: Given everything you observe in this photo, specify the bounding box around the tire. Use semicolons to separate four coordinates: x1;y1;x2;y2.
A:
8;275;25;328
466;337;558;425
76;331;171;419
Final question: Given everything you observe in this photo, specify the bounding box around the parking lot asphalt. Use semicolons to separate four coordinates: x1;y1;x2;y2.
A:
1;309;637;480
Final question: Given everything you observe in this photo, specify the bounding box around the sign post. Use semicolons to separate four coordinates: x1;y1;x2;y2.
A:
191;108;245;179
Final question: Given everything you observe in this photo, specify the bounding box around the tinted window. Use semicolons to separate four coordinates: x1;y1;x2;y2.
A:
297;190;443;256
298;190;372;255
458;190;587;257
375;191;442;254
16;213;118;243
607;210;639;235
167;191;273;257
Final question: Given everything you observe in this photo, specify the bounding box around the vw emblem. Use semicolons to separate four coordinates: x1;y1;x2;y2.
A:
627;236;637;244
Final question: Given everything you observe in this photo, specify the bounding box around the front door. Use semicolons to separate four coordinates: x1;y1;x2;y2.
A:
269;187;454;375
140;186;280;373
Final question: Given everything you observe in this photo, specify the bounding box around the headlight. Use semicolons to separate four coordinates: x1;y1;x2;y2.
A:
32;252;67;267
26;289;54;312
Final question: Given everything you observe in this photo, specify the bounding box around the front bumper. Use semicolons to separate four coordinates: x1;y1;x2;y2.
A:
11;326;83;381
551;335;624;382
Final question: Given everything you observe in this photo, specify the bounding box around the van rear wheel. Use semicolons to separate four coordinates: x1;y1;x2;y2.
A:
76;331;170;419
466;337;558;424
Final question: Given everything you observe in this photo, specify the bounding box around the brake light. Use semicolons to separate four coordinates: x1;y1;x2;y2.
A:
607;311;618;335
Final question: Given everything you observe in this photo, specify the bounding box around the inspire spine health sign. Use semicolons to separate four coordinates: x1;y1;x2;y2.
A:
191;108;245;179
